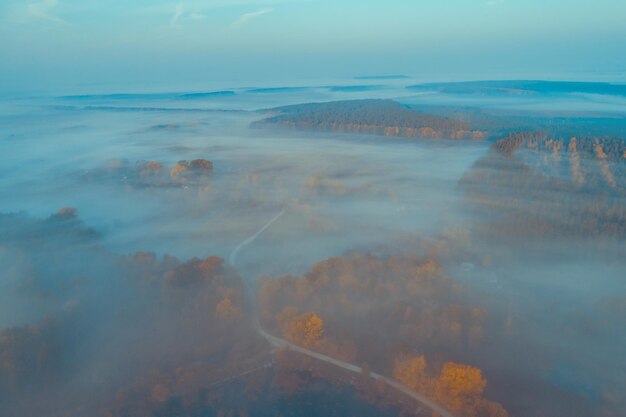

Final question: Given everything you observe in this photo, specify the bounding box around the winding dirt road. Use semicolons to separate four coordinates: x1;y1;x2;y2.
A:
257;327;456;417
228;209;285;266
230;209;457;417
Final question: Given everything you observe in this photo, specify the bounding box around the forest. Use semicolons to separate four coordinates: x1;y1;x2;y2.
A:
253;99;487;140
461;131;626;239
259;253;509;417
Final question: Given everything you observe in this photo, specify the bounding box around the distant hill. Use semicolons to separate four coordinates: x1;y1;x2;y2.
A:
460;132;626;238
354;75;410;80
491;131;626;161
59;90;235;100
407;80;626;97
253;99;487;140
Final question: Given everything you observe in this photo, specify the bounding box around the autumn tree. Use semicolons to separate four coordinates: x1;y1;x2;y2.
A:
435;362;486;414
393;354;428;393
215;297;241;321
277;307;324;347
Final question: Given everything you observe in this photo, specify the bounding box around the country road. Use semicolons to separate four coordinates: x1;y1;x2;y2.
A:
256;327;457;417
229;209;457;417
228;208;285;266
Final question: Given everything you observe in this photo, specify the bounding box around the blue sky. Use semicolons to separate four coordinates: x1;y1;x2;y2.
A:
1;0;626;92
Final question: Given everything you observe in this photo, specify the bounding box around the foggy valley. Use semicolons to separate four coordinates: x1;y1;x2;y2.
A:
1;81;625;417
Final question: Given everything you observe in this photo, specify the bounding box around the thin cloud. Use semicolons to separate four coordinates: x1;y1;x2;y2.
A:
170;4;184;27
231;8;273;28
27;0;69;25
168;4;206;28
190;12;206;20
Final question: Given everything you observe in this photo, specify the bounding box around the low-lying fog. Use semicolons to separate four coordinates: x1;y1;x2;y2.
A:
1;84;624;417
0;95;486;277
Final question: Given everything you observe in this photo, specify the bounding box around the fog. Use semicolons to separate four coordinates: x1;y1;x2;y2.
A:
0;89;485;276
1;83;624;417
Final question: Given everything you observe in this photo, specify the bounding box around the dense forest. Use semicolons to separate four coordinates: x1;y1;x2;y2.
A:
461;132;626;239
253;99;487;140
0;210;509;417
0;210;260;417
490;131;626;161
258;253;509;417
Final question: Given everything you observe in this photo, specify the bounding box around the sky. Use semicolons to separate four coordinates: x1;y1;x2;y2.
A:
1;0;626;93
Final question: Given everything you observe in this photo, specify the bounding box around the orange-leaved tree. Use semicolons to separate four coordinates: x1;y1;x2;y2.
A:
435;362;486;413
393;354;428;392
277;307;324;347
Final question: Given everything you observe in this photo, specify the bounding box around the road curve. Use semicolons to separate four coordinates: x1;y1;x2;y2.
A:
228;210;456;417
257;327;457;417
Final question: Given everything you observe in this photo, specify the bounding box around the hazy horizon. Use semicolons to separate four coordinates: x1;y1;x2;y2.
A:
2;0;626;94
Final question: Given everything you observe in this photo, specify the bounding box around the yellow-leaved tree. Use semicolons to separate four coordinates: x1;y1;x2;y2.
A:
277;307;324;347
435;362;486;413
393;354;428;392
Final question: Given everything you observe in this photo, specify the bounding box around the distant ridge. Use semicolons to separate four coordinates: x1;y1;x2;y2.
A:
326;85;384;92
407;80;626;96
245;86;313;94
245;85;384;93
59;90;235;100
178;91;235;99
354;75;410;80
253;99;486;140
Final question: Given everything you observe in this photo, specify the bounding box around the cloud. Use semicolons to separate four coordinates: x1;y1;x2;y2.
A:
170;3;184;27
231;8;273;28
190;12;206;20
168;4;206;28
27;0;69;24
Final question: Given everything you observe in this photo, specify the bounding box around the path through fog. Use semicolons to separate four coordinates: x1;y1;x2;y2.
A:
227;208;456;417
228;208;286;266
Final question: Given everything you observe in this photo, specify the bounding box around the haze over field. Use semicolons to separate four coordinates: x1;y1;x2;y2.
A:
1;1;626;417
